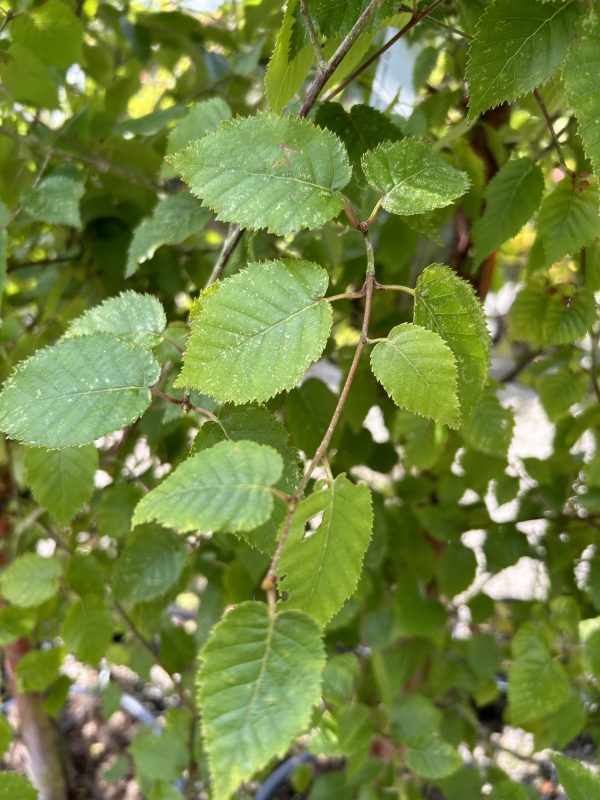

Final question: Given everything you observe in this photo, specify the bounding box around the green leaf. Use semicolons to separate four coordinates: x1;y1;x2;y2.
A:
315;104;401;171
472;158;544;265
537;177;600;265
130;728;188;784
0;773;38;800
22;175;85;227
125;194;210;277
405;735;462;779
539;370;589;421
0;554;62;608
466;0;577;117
461;385;514;457
65;291;167;348
552;753;600;800
543;288;597;345
508;623;570;725
0;606;36;646
564;23;600;185
0;44;58;108
176;260;333;403
0;202;8;309
509;281;548;344
0;716;13;760
278;476;373;625
414;264;490;417
0;334;160;448
62;600;114;665
490;780;528;800
24;444;98;525
391;694;441;742
11;0;83;67
437;543;477;598
133;441;283;534
16;647;64;693
112;526;188;603
170;113;351;236
361;139;469;216
370;323;460;428
164;98;232;164
265;0;314;114
198;601;324;799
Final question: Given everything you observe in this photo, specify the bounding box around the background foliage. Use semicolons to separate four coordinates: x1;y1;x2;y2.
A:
1;0;600;798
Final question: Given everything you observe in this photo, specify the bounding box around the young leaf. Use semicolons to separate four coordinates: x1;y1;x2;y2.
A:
404;735;462;779
278;475;373;624
361;139;469;216
125;193;210;277
133;441;283;534
265;0;313;114
176;260;333;403
164;98;232;163
22;174;85;228
112;526;188;603
198;601;324;799
537;177;600;266
170;113;351;235
466;0;577;117
24;444;98;526
552;753;600;800
370;323;460;428
0;553;62;608
413;264;490;417
0;334;160;448
472;158;544;266
65;291;167;348
564;23;600;186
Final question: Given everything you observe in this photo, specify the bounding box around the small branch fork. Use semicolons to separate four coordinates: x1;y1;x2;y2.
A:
150;387;218;422
533;87;574;176
262;233;377;602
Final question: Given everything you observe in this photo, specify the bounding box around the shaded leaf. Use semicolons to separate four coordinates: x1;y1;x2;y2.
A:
66;291;167;348
537;177;600;266
405;735;462;779
564;23;600;186
62;600;114;665
165;98;232;163
11;0;83;67
266;0;314;114
22;175;85;227
0;554;62;608
552;753;600;800
112;527;188;603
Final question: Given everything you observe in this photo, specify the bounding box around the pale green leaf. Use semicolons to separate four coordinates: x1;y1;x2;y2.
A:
133;441;283;534
0;554;62;608
538;370;588;420
112;526;188;603
176;260;333;403
405;735;462;779
16;647;64;693
24;444;98;526
130;728;188;784
0;716;13;760
370;323;460;428
11;0;83;67
564;23;600;186
472;158;544;265
0;44;59;108
543;289;597;344
62;600;114;665
462;385;514;457
165;98;232;160
0;773;38;800
414;263;490;417
278;475;373;625
391;694;441;742
266;0;314;114
0;607;36;646
466;0;577;117
537;177;600;265
170;113;351;236
198;601;324;800
490;780;528;800
22;175;85;228
0;334;160;448
125;193;209;277
552;753;600;800
361;139;469;216
65;291;167;348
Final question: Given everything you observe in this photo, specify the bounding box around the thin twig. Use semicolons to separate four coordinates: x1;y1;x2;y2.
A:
321;0;449;103
300;0;325;69
7;251;82;272
204;225;244;288
326;289;367;302
533;88;572;175
399;2;471;38
262;233;376;593
374;281;414;296
151;388;219;422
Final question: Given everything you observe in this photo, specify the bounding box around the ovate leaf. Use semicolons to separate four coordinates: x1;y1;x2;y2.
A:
170;113;351;235
472;158;544;265
133;441;283;534
552;753;600;800
164;98;232;162
537;177;600;265
112;527;188;603
0;773;38;800
0;44;58;108
414;264;490;417
564;23;600;186
65;291;167;348
543;288;597;345
278;476;373;624
62;600;114;665
11;0;83;67
0;334;160;448
405;736;462;779
0;554;62;608
22;175;85;228
462;385;514;457
509;281;548;344
198;602;324;799
176;260;333;403
538;370;588;421
125;193;209;277
361;139;469;216
370;323;460;428
24;445;98;525
265;0;313;114
466;0;577;117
